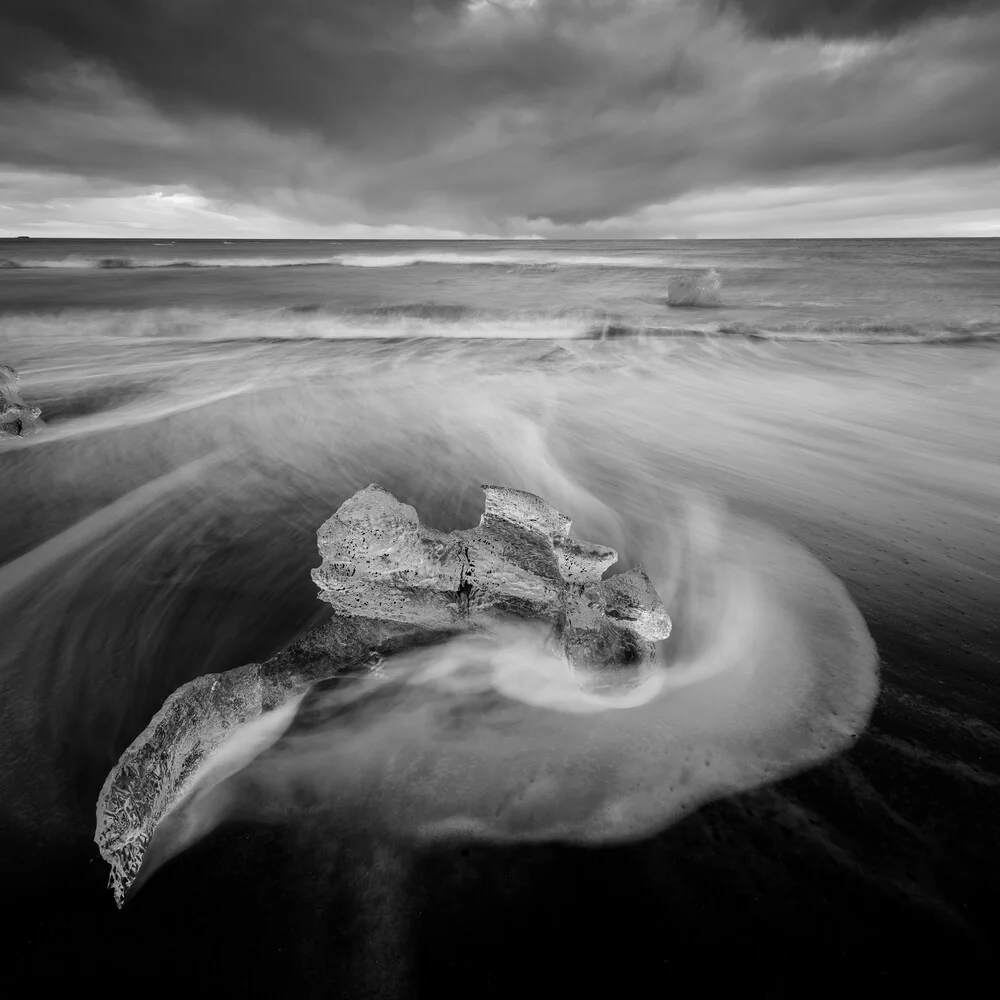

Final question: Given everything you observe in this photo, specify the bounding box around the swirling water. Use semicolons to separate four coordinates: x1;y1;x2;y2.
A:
1;237;998;994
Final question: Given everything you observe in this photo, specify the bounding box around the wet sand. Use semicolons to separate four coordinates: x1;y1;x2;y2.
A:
2;337;998;995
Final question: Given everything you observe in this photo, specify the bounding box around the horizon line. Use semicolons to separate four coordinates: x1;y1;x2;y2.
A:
3;234;999;241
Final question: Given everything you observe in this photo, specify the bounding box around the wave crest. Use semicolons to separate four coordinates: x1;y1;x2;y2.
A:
3;251;678;271
1;306;995;348
333;252;678;269
17;256;345;270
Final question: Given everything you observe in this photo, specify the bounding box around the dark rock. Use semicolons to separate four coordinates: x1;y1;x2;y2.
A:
0;364;45;437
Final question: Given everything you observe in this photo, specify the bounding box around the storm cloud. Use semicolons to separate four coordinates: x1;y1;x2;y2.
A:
718;0;993;39
1;0;998;234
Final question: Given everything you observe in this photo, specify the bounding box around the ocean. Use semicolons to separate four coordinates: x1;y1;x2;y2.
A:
2;237;999;344
2;237;998;995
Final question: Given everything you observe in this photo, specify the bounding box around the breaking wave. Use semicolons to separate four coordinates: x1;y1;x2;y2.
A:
2;307;995;347
334;251;677;269
4;251;684;271
711;320;1000;345
14;256;347;270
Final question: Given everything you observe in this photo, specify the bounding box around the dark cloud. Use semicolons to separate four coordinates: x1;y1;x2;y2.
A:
2;2;674;160
0;0;999;230
716;0;994;39
1;1;479;155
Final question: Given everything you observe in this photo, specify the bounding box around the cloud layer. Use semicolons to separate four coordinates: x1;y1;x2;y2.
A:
1;0;998;236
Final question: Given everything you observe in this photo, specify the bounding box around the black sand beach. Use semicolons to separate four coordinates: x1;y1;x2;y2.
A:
2;333;997;996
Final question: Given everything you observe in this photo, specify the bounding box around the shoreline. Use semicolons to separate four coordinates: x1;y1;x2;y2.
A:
2;337;997;993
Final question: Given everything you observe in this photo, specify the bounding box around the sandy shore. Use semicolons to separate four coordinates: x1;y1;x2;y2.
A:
2;337;997;995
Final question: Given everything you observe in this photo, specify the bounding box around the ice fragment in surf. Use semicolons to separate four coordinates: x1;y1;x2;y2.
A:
0;364;45;437
93;616;457;909
312;483;671;673
666;268;722;307
96;485;672;907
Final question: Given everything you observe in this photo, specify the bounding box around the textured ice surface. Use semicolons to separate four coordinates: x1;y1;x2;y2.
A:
666;268;723;307
96;484;671;905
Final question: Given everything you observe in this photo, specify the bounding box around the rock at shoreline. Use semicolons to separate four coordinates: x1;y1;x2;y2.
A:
95;484;671;907
0;364;45;437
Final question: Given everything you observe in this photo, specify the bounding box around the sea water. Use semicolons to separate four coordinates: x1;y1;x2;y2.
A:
1;238;997;989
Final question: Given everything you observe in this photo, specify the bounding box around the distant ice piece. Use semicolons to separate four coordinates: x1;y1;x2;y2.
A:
666;268;722;307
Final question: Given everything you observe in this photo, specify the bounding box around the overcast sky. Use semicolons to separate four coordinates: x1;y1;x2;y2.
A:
1;0;998;238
